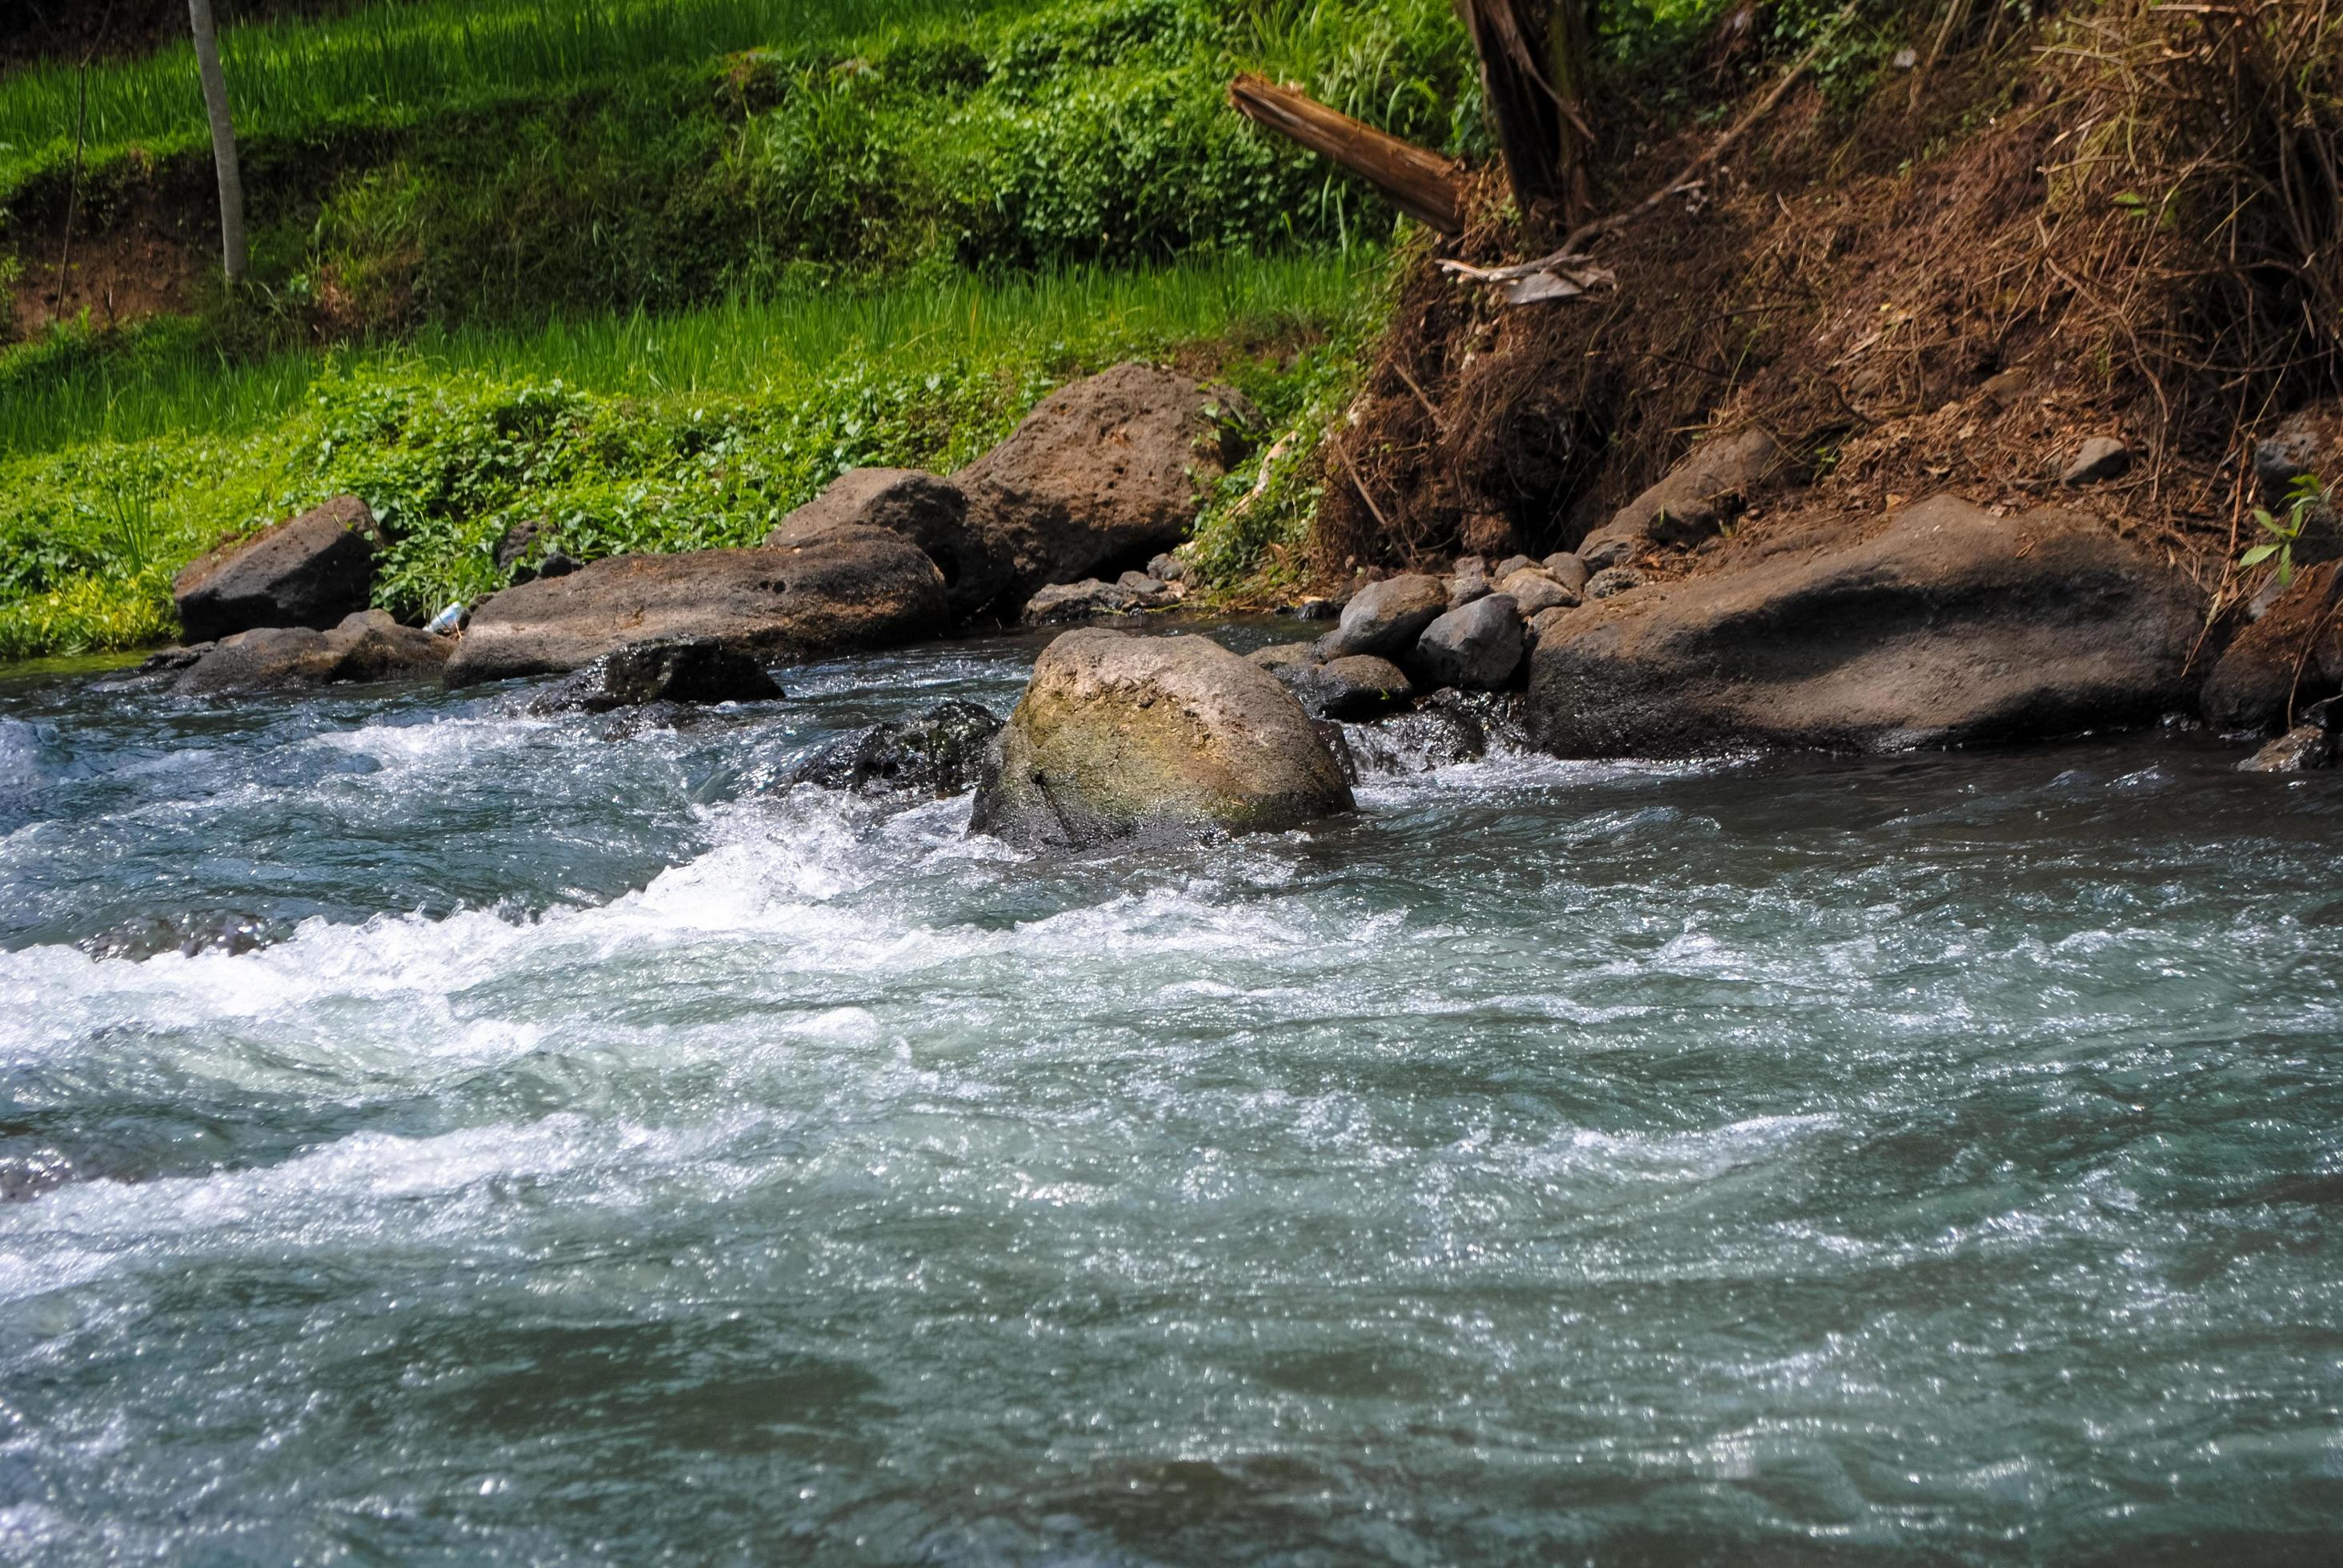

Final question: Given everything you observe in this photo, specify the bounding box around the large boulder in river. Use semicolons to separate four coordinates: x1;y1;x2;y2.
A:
789;701;1003;798
1525;496;2204;756
1409;594;1525;691
168;610;449;694
172;495;382;642
445;527;946;686
2200;561;2343;732
968;629;1352;850
951;363;1248;614
764;467;1007;623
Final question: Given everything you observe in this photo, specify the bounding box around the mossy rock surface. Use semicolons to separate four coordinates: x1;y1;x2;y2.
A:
969;627;1352;850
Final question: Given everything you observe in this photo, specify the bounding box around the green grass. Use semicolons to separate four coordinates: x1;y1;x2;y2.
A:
0;0;1012;197
0;247;1386;659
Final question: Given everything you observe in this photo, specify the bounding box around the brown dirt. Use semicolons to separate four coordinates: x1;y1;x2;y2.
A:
6;175;210;342
1312;0;2340;618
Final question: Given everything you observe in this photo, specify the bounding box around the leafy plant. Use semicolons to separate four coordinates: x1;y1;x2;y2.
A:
2241;473;2329;587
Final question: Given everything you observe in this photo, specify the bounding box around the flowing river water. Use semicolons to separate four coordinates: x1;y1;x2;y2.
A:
2;618;2340;1564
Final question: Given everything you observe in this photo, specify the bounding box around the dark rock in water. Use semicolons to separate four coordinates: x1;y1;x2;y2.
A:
1312;718;1360;786
951;363;1252;616
1317;574;1447;660
527;636;783;714
1021;573;1180;626
78;910;275;962
1277;653;1414;719
1283;596;1341;621
2061;437;2132;486
2240;723;2334;773
968;629;1351;850
169;610;451;695
0;1146;75;1204
106;643;214;686
1408;594;1524;691
790;701;1004;797
446;527;946;686
1340;690;1496;776
2201;562;2343;732
1526;495;2205;757
767;466;1005;622
1586;566;1646;600
173;494;382;642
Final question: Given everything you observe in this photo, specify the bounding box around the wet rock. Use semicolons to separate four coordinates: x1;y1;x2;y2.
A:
1527;496;2205;756
1497;566;1580;616
1278;653;1414;720
2061;437;2132;486
968;629;1352;850
1576;427;1784;561
1408;594;1524;692
0;1146;74;1204
1020;573;1180;626
766;466;1005;622
445;527;946;686
1340;690;1500;776
789;700;1003;797
1542;553;1591;594
2201;562;2343;731
526;636;782;714
951;363;1251;614
170;610;451;694
1449;556;1492;607
2240;722;2334;772
1586;566;1646;599
1316;573;1447;660
1283;596;1342;621
173;494;382;642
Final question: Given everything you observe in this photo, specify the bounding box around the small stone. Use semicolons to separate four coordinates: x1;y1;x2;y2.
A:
1317;574;1448;659
1283;597;1341;621
1579;534;1637;572
2061;437;2131;486
1497;567;1580;616
2239;724;2333;773
1248;641;1321;672
1408;594;1524;691
1542;553;1590;593
1449;557;1492;608
1145;552;1189;584
1586;566;1647;599
1494;554;1536;580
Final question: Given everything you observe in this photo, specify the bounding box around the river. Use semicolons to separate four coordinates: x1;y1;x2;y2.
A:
2;620;2340;1563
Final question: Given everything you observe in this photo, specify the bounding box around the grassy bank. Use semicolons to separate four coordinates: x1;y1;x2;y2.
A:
0;248;1385;658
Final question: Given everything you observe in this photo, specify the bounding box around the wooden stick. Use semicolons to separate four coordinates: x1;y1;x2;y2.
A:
1228;74;1469;237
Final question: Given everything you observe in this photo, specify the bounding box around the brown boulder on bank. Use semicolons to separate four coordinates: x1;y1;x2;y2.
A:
173;495;382;643
2200;562;2343;732
951;362;1248;614
1574;427;1785;565
968;629;1352;850
444;527;946;687
170;610;450;694
1526;496;2205;757
764;466;1007;623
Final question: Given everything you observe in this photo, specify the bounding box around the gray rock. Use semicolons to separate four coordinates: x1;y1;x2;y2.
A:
2061;437;2132;486
1578;427;1785;561
1449;556;1492;607
495;518;550;576
1494;554;1536;580
1497;566;1580;615
967;629;1352;849
1284;596;1342;621
1021;574;1179;626
2253;402;2340;501
1278;654;1414;719
1542;553;1590;593
170;610;449;695
446;527;946;686
1586;566;1646;599
1146;552;1189;584
767;466;1004;622
788;700;1003;797
1247;641;1321;672
172;495;382;643
1316;573;1447;660
1408;594;1524;691
2239;723;2333;773
952;363;1252;616
1526;495;2205;757
525;636;782;714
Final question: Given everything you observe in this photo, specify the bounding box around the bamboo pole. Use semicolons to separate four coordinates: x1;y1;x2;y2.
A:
1227;74;1469;237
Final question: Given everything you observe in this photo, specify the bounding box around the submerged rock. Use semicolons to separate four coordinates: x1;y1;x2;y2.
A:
789;700;1003;797
445;528;946;686
1316;573;1447;660
968;629;1352;850
951;362;1250;614
526;636;782;714
1526;495;2205;757
173;494;382;643
1339;690;1518;776
166;610;450;694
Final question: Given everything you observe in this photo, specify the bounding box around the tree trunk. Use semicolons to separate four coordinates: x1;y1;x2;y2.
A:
1456;0;1595;229
187;0;246;284
1228;74;1469;236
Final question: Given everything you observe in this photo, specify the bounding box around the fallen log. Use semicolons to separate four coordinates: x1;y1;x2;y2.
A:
1227;74;1468;237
